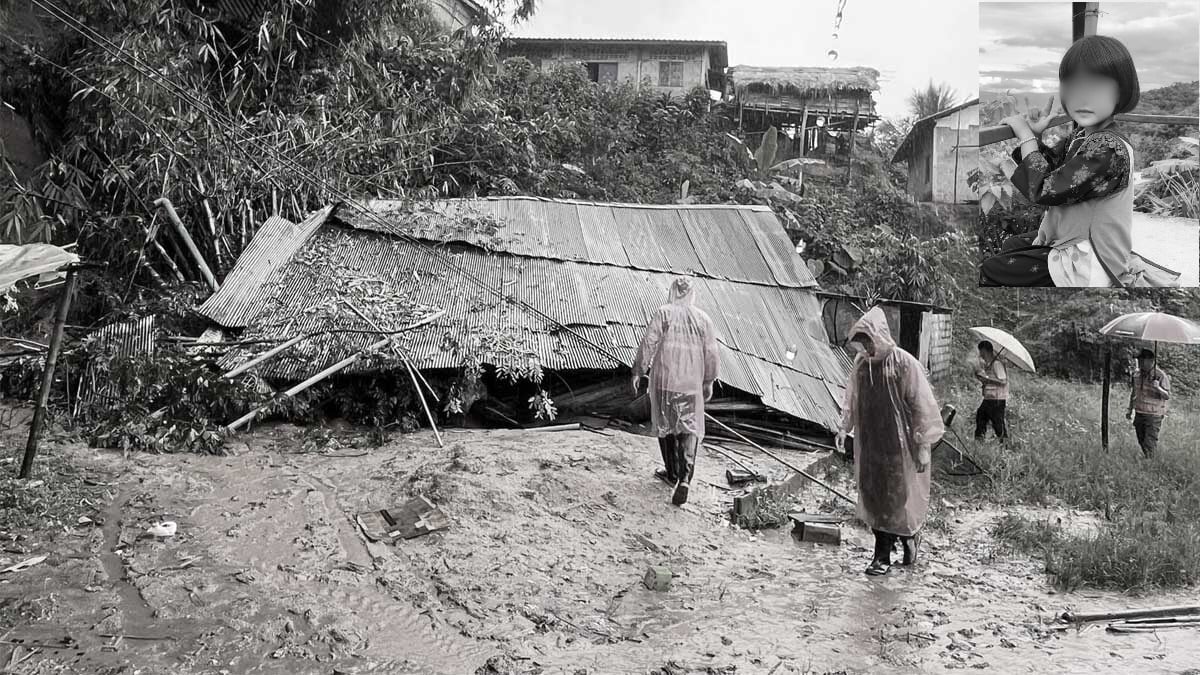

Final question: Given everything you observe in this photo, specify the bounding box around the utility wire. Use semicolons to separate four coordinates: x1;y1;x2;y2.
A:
22;0;629;368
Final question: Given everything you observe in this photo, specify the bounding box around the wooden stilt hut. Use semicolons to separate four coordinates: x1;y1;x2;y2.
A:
727;65;880;159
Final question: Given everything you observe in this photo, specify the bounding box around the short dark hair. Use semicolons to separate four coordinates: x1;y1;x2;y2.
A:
977;340;994;353
1059;35;1140;114
1137;348;1155;360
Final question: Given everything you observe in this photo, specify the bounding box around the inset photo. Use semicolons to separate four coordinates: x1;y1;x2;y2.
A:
977;1;1199;288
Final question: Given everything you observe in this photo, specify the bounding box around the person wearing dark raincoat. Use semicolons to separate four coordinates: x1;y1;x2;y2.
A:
835;307;945;576
632;277;720;506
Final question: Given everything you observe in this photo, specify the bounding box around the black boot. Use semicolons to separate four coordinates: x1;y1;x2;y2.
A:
655;436;677;484
901;531;922;566
671;434;695;506
865;531;893;576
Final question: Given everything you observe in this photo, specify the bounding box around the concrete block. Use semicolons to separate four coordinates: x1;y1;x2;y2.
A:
643;565;672;591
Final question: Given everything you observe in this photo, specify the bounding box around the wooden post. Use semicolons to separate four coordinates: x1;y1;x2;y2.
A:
154;198;219;293
797;103;810;157
19;268;78;479
1101;348;1111;450
848;101;860;160
1073;2;1100;41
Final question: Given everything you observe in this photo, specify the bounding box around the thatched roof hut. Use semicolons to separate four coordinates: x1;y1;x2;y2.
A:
729;66;881;97
727;65;880;149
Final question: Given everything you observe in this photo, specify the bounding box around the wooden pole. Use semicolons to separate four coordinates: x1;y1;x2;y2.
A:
1101;348;1111;450
798;103;810;157
1073;2;1100;41
19;268;78;479
704;413;856;505
225;337;393;433
154;198;219;293
979;113;1198;147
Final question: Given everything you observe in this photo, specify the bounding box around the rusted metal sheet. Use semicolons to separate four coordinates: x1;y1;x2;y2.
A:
199;206;333;328
576;204;631;267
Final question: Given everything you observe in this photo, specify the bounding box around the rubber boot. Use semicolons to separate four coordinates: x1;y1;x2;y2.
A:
655;436;677;485
901;531;922;566
865;530;893;576
671;434;695;506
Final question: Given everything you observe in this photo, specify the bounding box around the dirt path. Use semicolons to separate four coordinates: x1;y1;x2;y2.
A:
1132;212;1199;287
3;426;1199;674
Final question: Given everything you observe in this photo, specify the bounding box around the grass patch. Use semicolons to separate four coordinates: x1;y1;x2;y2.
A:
939;365;1200;592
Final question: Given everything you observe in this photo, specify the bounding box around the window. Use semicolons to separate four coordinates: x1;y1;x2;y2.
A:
585;62;619;83
658;61;684;87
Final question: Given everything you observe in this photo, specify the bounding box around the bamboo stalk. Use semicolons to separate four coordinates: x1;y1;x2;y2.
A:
1063;605;1200;623
154;198;219;293
195;171;223;270
527;423;580;432
220;335;309;380
342;301;442;446
20;268;77;478
704;413;855;505
225;337;393;433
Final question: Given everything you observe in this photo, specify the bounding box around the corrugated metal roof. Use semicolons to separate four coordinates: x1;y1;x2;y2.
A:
82;315;156;409
336;197;816;290
199;206;333;328
206;198;846;429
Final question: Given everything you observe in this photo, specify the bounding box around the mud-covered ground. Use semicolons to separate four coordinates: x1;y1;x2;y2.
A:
2;417;1199;675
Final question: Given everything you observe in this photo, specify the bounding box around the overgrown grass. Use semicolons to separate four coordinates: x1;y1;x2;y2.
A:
939;363;1200;592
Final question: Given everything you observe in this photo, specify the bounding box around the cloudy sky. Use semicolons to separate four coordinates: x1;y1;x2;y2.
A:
980;1;1199;95
508;0;978;121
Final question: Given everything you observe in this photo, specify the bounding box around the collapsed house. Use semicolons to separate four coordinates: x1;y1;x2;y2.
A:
198;197;850;432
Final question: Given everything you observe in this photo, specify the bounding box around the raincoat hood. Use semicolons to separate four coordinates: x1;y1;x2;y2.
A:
847;307;896;361
668;277;696;306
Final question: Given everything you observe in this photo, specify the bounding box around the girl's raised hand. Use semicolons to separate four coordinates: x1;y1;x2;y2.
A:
1028;96;1064;135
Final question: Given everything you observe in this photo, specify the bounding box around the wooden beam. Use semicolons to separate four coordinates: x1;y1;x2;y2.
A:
979;112;1200;147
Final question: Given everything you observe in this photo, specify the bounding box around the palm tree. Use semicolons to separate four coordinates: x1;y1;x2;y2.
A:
907;81;959;119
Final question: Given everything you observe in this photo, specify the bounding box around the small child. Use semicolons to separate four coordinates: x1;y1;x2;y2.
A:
980;35;1180;288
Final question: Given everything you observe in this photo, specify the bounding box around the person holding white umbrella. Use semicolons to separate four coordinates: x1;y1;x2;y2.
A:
967;327;1038;442
1100;311;1199;455
974;341;1010;441
1126;348;1171;458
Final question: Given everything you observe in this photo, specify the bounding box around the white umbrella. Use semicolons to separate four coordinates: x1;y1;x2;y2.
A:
968;326;1036;373
1099;312;1200;351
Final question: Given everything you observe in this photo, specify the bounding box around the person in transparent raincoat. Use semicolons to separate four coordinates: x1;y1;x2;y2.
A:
835;307;944;576
632;277;720;506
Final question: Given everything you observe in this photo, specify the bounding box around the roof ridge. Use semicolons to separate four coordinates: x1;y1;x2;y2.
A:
363;196;773;212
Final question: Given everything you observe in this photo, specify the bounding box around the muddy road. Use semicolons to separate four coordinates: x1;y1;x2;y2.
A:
2;423;1198;674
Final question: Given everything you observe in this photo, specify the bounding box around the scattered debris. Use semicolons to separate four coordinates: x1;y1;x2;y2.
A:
790;514;842;546
356;494;449;542
146;521;177;537
1;554;47;574
643;566;672;591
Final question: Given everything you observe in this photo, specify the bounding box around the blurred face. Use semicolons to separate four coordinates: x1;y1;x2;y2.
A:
1061;72;1119;129
1138;356;1154;372
851;336;875;357
978;348;993;360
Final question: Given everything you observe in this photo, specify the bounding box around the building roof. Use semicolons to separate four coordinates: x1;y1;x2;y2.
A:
503;37;729;70
728;66;880;95
891;98;980;163
199;197;848;430
816;290;953;314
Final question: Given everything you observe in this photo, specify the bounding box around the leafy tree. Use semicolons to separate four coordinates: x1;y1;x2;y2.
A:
907;80;959;118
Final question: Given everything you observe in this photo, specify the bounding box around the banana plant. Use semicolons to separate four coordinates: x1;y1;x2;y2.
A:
730;126;825;203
